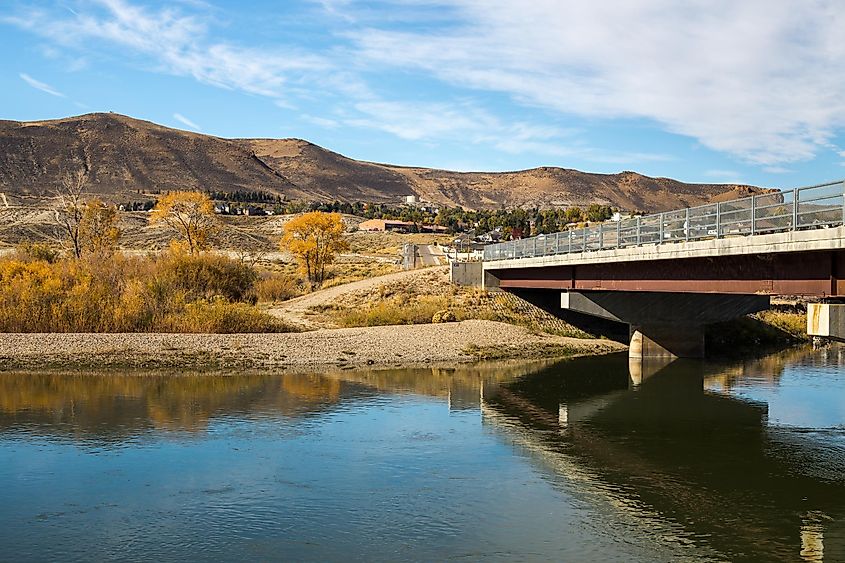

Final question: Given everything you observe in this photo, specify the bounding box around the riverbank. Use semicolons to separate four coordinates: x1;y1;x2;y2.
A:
0;320;626;370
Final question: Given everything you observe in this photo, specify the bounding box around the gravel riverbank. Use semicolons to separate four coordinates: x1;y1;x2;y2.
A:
0;320;625;370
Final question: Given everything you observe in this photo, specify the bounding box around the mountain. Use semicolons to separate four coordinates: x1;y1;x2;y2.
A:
0;113;757;211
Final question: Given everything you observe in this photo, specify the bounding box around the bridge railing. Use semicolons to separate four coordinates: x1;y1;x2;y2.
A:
483;180;845;262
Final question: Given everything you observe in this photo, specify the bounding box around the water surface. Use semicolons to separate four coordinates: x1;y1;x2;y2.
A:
1;347;843;561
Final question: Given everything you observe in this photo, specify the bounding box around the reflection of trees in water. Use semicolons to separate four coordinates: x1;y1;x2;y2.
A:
702;345;812;392
0;359;552;441
0;373;364;439
322;359;557;401
483;352;845;562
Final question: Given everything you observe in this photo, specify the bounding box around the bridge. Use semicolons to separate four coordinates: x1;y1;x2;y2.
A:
482;180;845;358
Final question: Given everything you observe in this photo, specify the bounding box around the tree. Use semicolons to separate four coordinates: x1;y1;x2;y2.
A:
54;169;88;258
587;204;613;222
281;212;349;285
80;199;121;255
150;191;217;254
564;206;584;224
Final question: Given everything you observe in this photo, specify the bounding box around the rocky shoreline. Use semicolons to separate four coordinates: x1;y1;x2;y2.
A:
0;320;625;371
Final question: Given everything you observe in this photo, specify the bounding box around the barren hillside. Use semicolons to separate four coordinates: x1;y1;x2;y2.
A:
0;112;758;211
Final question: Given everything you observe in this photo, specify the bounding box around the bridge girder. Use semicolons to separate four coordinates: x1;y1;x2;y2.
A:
486;249;845;297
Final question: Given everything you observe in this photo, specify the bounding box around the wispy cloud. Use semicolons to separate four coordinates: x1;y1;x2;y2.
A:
344;99;670;165
173;112;201;131
7;0;328;103
763;166;793;174
346;0;845;166
301;114;340;128
19;72;65;97
10;0;827;172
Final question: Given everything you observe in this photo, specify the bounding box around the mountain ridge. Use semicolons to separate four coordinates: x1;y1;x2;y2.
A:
0;112;760;211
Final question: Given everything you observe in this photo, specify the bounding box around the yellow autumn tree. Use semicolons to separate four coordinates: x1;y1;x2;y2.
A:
79;198;121;255
281;211;349;285
150;191;217;254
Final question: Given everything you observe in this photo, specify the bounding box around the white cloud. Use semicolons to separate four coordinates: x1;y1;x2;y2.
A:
19;72;65;97
7;0;328;102
173;112;201;131
763;166;793;174
346;0;845;166
345;99;669;165
301;114;340;128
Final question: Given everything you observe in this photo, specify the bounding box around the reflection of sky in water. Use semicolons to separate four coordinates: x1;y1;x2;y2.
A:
2;351;844;562
709;358;845;429
0;384;697;562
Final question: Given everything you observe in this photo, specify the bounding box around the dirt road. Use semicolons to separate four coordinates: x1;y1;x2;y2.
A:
266;266;449;329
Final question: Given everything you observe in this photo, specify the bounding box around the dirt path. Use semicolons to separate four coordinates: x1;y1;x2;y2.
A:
267;266;449;329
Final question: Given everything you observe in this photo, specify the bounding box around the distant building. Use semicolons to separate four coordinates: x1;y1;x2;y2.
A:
404;195;418;204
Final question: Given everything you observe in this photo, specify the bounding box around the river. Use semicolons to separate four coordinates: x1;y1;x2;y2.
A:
0;346;843;561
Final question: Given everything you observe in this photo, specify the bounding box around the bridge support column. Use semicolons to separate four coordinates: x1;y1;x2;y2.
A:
807;303;845;342
560;291;770;359
630;324;705;359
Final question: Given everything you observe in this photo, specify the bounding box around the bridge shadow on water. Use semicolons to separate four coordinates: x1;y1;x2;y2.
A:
484;350;845;562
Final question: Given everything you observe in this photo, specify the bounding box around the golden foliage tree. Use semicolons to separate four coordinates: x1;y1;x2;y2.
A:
281;211;349;285
80;198;121;255
150;191;217;254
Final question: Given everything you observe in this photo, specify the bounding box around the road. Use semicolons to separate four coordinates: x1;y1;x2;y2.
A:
417;244;445;267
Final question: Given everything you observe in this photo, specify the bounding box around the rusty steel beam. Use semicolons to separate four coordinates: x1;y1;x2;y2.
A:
492;250;845;297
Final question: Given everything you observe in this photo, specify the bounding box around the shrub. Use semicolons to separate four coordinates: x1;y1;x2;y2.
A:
165;297;284;333
157;250;258;303
15;242;60;263
0;250;288;333
432;310;456;323
254;273;302;302
335;295;448;327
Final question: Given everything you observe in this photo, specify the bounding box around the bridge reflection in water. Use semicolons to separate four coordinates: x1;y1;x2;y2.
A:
0;351;843;561
481;351;845;562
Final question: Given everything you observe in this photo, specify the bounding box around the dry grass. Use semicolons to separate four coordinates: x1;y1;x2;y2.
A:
754;310;808;340
332;295;449;327
254;273;303;303
0;248;294;333
315;269;592;337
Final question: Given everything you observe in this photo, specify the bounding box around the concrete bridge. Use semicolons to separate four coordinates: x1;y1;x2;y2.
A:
482;180;845;358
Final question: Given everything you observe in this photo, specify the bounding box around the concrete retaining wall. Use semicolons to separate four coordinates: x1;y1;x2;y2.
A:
450;261;483;286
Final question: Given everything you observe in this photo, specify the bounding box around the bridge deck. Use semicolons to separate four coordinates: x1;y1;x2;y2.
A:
483;181;845;297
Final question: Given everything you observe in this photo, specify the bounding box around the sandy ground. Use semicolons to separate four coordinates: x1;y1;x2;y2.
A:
0;320;625;371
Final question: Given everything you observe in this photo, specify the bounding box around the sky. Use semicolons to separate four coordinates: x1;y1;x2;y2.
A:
3;0;845;188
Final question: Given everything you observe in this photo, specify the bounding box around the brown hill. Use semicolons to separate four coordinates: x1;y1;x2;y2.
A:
0;112;758;211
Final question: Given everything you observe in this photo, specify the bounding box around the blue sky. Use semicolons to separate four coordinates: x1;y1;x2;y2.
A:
3;0;845;188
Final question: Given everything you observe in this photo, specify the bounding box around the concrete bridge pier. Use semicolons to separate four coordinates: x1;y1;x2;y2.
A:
808;302;845;342
629;323;705;359
560;291;771;360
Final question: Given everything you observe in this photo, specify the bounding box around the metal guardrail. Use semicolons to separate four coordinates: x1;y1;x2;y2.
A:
484;180;845;262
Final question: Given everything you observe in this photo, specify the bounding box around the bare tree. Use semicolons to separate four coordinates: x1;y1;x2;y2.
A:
54;169;88;259
235;248;267;268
